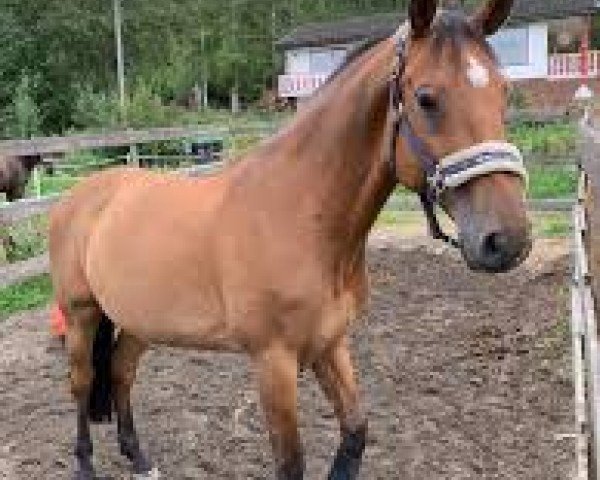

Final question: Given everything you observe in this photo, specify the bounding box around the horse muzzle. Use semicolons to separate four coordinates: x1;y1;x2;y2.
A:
460;226;533;273
439;142;532;273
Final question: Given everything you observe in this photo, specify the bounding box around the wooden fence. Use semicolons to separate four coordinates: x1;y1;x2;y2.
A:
572;119;600;480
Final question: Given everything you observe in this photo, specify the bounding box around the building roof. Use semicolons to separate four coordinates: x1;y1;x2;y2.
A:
277;0;599;49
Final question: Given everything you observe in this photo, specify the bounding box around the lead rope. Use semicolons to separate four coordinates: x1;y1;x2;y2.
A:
388;37;460;250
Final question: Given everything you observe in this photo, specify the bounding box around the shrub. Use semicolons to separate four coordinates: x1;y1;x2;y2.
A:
3;74;42;138
72;84;120;131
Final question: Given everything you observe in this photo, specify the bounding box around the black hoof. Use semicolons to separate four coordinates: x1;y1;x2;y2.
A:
132;467;160;479
327;423;367;480
121;444;153;475
132;454;153;476
73;467;96;480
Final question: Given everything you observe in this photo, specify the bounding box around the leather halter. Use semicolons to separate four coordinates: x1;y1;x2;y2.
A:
387;35;527;249
388;36;460;248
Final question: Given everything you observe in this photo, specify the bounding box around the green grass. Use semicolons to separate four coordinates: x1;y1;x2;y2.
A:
0;274;53;320
527;165;578;200
532;212;571;238
25;173;81;197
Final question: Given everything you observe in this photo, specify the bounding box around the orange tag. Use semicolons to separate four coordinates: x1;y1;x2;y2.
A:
50;303;67;337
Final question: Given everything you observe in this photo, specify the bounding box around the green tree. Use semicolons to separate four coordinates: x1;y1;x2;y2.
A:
0;0;416;135
5;74;42;138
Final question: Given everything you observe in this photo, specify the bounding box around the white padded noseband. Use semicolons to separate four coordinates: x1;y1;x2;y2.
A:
433;141;527;192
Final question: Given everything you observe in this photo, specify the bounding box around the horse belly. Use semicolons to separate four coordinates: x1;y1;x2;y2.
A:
125;307;241;352
89;268;240;352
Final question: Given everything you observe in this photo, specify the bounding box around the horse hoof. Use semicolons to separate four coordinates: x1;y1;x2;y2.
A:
72;468;96;480
131;453;153;475
133;467;161;479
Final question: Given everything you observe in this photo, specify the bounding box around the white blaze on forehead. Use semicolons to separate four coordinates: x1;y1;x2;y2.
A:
466;56;489;88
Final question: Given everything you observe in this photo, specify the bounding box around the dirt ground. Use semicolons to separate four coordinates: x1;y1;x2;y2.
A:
0;231;575;479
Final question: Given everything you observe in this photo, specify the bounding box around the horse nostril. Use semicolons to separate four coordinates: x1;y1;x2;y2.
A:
461;227;531;273
482;232;502;257
479;232;511;269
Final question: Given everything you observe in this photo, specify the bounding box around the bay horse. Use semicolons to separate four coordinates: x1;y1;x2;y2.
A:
49;1;531;478
0;154;42;201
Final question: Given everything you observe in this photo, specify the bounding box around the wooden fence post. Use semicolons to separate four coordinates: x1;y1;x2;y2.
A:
128;144;139;167
580;122;600;480
32;166;42;198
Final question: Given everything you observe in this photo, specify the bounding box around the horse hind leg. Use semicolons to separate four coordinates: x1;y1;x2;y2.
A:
111;331;153;475
312;336;368;480
65;300;110;480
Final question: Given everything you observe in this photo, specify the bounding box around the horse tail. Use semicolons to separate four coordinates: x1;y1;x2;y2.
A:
88;313;115;424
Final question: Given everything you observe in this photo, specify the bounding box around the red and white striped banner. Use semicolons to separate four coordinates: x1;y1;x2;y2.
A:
278;74;329;98
549;51;600;79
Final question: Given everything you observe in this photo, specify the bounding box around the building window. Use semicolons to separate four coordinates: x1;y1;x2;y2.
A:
489;27;529;66
310;49;347;74
286;51;310;74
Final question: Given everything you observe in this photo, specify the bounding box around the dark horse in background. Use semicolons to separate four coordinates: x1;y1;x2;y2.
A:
50;0;531;479
0;154;43;201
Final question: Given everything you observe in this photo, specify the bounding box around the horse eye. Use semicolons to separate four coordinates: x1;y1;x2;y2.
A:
415;87;438;112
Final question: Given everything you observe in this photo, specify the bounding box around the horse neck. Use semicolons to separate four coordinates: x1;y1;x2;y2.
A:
269;40;397;254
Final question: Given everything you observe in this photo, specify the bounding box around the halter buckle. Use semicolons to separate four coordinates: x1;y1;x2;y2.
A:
426;169;446;201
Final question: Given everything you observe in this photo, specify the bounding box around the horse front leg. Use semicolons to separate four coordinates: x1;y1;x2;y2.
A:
313;336;368;480
256;342;304;480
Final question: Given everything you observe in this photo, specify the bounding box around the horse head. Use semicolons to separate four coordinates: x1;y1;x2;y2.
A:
394;0;531;273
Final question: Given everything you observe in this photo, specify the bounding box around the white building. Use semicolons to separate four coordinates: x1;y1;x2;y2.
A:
276;1;600;108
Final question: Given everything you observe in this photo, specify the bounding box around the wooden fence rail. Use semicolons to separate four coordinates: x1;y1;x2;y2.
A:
0;124;279;157
0;194;62;223
0;253;48;290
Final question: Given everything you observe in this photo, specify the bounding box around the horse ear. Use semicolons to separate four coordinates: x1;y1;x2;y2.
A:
409;0;438;39
471;0;514;36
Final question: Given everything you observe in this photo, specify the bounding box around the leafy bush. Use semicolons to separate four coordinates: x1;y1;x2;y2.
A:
0;216;48;263
72;84;120;131
508;122;578;156
2;74;42;138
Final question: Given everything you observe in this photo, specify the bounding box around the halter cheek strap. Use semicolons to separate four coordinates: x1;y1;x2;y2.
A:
387;35;527;250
